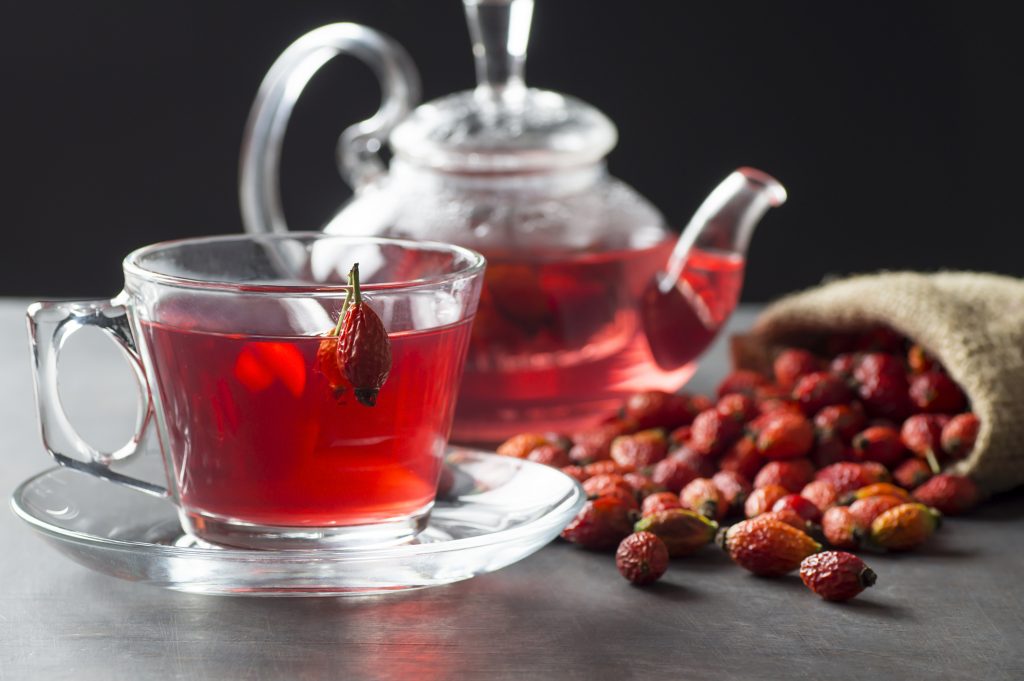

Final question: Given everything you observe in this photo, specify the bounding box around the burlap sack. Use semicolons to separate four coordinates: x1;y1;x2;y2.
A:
733;271;1024;496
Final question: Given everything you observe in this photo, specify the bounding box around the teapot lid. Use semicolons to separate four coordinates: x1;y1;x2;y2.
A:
389;0;617;173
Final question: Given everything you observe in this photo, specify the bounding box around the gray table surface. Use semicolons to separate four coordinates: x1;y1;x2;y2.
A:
1;299;1022;681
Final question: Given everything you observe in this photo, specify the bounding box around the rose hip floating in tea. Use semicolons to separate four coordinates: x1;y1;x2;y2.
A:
327;264;392;408
239;0;786;441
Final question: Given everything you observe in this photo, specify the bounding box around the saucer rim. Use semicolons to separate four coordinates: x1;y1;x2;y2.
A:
10;450;585;561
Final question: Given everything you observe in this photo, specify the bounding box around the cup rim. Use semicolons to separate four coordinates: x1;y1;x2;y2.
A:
122;233;486;294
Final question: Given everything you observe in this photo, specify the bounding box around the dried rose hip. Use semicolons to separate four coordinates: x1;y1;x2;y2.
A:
497;433;551;459
624;391;699;430
908;372;967;414
634;509;718;557
623;472;661;499
649;456;699;493
616;532;669;585
641;491;682;517
811;433;853;469
907;344;936;374
712;470;752;512
815;462;890;495
744;484;790;518
912;474;979;515
801;551;877;602
893;458;933;489
754;459;815;493
900;414;949;473
821;506;864;549
852;353;912;420
570;419;636;463
852;426;906;467
559;465;588;483
582;474;638;509
843;482;912;504
337;264;392;407
793;372;853;415
848;494;907;528
669;445;717;478
800;480;839;513
610;429;669;469
690;408;743;457
869;502;941;551
526;443;571;468
719;436;764;481
829;353;861;380
719;517;821;577
583;460;630;478
854;326;906;354
561;496;636;550
772;493;823;524
755;412;815;460
716;392;758;423
680;478;726;521
813;403;867;441
759;508;809;531
941;413;980;460
774;349;822;390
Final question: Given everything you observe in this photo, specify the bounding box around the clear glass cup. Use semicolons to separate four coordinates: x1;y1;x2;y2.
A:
26;234;485;549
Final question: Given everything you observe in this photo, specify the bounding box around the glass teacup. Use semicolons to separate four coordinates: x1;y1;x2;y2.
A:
27;234;485;549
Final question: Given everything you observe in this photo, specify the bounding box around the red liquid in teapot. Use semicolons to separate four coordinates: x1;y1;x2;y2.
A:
141;320;472;528
453;243;744;443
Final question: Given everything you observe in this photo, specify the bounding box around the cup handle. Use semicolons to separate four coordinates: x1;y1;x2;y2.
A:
26;295;167;496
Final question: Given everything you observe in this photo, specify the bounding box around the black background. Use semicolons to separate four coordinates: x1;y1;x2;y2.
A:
2;1;1021;300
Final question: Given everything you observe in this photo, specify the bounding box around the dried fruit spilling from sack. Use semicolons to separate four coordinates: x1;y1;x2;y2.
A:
498;325;987;601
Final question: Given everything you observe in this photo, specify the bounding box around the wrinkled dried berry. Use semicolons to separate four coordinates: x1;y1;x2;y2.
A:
774;349;822;389
869;502;941;551
813;403;867;441
680;477;726;521
624;391;699;430
852;426;906;467
526;443;571;468
610;429;669;469
719;436;764;480
941;413;980;460
717;370;771;398
801;551;877;602
772;493;823;524
822;506;864;549
744;484;790;518
912;474;979;515
848;494;907;528
569;420;637;464
754;459;815;493
497;433;551;459
649;456;699;493
616;532;669;585
893;458;933;489
719;517;821;576
690;408;743;457
815;462;890;495
582;474;638;509
908;372;967;414
634;509;719;557
793;372;853;415
800;480;840;513
712;470;752;512
641;491;682;517
756;412;815;460
561;496;636;550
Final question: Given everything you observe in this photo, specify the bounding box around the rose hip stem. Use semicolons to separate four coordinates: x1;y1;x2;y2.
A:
337;263;393;407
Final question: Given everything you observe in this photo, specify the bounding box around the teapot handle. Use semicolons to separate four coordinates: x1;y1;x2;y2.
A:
239;23;421;234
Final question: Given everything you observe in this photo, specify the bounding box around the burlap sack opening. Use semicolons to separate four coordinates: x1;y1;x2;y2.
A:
732;271;1024;496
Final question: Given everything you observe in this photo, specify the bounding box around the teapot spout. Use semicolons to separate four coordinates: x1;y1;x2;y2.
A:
660;168;786;294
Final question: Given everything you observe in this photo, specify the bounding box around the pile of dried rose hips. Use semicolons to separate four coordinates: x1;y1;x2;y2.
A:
496;328;981;602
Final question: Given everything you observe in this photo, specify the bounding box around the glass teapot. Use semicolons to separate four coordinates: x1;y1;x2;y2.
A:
239;0;786;443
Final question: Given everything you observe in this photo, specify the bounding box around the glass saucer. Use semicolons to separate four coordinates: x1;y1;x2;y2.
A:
10;449;584;597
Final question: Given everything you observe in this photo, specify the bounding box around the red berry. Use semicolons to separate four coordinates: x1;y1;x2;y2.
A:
337;264;392;407
649;456;699;493
583;460;630;478
680;478;726;521
941;413;980;460
815;462;890;494
774;349;822;390
744;484;790;518
754;459;815;493
848;494;906;527
811;433;854;469
641;491;682;517
912;474;980;515
852;426;905;467
800;551;877;601
772;493;823;524
526;443;571;468
908;372;967;414
616;532;669;585
793;372;853;415
800;480;840;513
716;393;758;423
633;509;719;557
610;429;669;469
690;408;743;457
669;445;717;478
582;474;637;509
623;391;700;430
717;369;770;398
813;403;867;441
560;496;636;550
755;412;815;460
669;425;692;446
712;470;752;512
893;458;933;489
900;415;948;457
719;517;822;576
853;353;912;420
719;436;764;480
821;506;863;549
497;433;551;459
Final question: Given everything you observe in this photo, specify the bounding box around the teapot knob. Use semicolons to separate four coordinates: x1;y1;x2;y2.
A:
239;23;420;234
464;0;534;107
